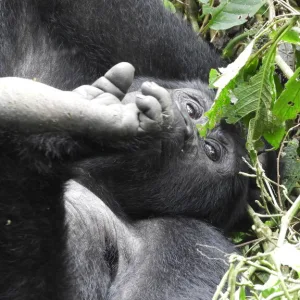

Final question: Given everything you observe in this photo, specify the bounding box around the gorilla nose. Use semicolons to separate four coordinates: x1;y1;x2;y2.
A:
175;101;194;140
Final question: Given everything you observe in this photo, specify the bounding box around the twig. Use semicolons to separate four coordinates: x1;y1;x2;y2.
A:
277;124;300;209
275;53;294;79
212;269;230;300
277;195;300;247
265;285;300;300
248;206;276;252
267;0;276;22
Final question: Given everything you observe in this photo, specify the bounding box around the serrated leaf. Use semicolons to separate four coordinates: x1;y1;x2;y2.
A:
222;48;283;149
198;79;235;136
273;67;300;122
226;57;275;124
205;0;266;30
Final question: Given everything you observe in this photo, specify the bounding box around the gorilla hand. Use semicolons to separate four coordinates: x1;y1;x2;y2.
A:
136;82;174;134
73;62;135;103
0;63;173;139
73;63;174;136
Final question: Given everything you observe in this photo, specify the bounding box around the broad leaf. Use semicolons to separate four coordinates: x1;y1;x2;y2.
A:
163;0;176;13
208;68;220;88
198;79;235;136
214;40;255;96
273;67;300;122
224;49;284;149
204;0;266;30
226;55;276;124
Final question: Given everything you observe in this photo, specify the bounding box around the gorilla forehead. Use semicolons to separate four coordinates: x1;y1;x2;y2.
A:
125;78;215;121
129;77;215;98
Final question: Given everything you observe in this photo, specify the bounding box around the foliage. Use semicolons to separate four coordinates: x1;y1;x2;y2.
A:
163;0;300;299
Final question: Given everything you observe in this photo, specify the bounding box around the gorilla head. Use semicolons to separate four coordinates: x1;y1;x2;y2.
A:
75;77;249;230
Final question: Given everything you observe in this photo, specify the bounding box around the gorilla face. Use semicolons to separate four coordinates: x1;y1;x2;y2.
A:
82;79;249;229
172;87;246;173
168;86;249;228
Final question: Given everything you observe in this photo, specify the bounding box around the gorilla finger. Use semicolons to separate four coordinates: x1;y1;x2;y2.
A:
104;62;135;94
120;103;141;136
92;93;121;105
138;113;161;134
141;82;172;114
92;77;124;100
73;85;104;100
136;95;162;124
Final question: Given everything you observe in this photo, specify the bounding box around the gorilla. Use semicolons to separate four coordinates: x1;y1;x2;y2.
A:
0;63;239;300
0;0;251;299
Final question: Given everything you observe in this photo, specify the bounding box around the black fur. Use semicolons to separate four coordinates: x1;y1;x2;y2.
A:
0;0;247;299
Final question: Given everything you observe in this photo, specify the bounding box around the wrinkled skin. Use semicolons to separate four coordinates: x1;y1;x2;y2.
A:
0;0;251;299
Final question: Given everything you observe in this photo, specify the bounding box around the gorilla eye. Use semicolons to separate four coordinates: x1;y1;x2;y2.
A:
204;141;220;161
185;101;202;120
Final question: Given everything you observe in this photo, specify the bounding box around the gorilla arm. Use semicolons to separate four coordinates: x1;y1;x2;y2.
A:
0;62;173;140
0;63;140;138
64;180;236;300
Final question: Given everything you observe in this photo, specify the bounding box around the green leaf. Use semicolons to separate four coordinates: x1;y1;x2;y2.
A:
208;69;221;88
214;40;255;95
223;48;284;149
226;52;276;124
281;139;300;193
239;286;246;300
296;48;300;69
273;74;284;97
273;67;300;122
205;0;266;30
281;27;300;45
255;275;280;298
198;79;235;136
163;0;176;13
203;2;225;16
231;231;248;243
263;122;285;149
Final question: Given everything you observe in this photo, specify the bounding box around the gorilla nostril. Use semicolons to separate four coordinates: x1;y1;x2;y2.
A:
175;101;194;139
